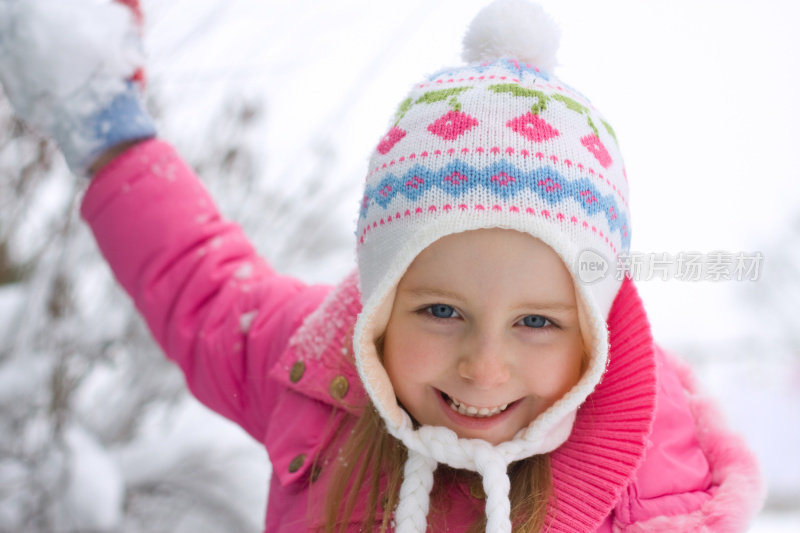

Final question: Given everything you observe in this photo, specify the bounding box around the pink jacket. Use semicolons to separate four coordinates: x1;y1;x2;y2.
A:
82;140;764;532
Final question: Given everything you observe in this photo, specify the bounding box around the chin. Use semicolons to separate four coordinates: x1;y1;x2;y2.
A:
443;419;519;445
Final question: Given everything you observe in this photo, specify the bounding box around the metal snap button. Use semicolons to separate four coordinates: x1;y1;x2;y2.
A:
289;361;305;383
329;375;349;400
288;453;306;473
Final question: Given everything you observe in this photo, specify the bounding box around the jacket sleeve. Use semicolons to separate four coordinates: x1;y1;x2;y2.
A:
611;347;765;533
80;139;331;441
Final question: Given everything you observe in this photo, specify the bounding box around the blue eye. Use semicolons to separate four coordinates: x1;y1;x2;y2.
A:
428;304;458;319
520;315;549;328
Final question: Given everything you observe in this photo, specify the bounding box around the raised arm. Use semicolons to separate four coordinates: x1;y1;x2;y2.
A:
84;138;330;439
0;0;331;440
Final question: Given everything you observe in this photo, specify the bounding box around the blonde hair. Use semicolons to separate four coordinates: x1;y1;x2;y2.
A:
321;404;552;532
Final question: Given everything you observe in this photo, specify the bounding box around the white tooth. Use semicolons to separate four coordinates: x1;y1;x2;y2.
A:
448;397;511;418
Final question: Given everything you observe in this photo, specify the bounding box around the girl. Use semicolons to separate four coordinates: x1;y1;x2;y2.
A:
0;0;765;531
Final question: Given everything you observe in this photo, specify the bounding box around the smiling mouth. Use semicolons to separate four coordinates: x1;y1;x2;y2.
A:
440;391;512;418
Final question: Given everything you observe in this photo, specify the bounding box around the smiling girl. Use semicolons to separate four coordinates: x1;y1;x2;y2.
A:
383;229;585;446
0;0;765;531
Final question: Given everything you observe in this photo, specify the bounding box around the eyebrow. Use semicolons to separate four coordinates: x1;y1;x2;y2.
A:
513;302;576;313
403;287;465;301
402;287;576;313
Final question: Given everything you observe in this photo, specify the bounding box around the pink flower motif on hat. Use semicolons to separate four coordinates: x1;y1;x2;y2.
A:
427;110;479;140
580;189;598;204
491;171;516;186
378;184;393;198
581;134;612;168
377;126;406;154
507;112;559;142
444;171;469;186
405;176;425;190
538;176;562;193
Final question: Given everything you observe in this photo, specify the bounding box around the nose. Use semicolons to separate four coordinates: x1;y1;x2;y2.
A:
457;334;511;388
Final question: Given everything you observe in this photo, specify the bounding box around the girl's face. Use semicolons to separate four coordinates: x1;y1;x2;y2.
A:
382;228;585;445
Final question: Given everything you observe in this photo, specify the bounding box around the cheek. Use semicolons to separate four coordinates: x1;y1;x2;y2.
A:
382;327;449;424
382;323;439;395
386;340;444;375
521;342;585;399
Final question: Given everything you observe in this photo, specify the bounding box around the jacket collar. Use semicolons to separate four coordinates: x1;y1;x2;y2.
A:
547;277;657;531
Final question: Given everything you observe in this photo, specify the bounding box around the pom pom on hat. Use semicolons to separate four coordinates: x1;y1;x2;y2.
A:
462;0;560;74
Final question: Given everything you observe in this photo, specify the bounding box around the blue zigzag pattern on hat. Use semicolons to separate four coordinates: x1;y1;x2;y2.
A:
360;159;631;249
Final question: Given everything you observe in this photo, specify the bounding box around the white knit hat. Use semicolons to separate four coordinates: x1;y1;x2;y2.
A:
353;1;631;531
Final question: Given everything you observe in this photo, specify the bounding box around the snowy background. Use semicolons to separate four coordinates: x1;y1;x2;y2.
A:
1;0;798;531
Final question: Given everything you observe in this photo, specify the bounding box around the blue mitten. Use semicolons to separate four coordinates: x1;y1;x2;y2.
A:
0;0;156;176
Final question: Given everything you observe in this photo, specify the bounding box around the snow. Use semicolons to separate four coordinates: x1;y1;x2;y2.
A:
235;261;253;279
112;395;269;533
751;512;800;533
0;284;25;342
0;0;140;130
0;346;51;405
61;425;125;530
239;310;258;333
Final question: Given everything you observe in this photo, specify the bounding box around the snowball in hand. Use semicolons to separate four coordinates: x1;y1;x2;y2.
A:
0;0;142;130
0;0;155;175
